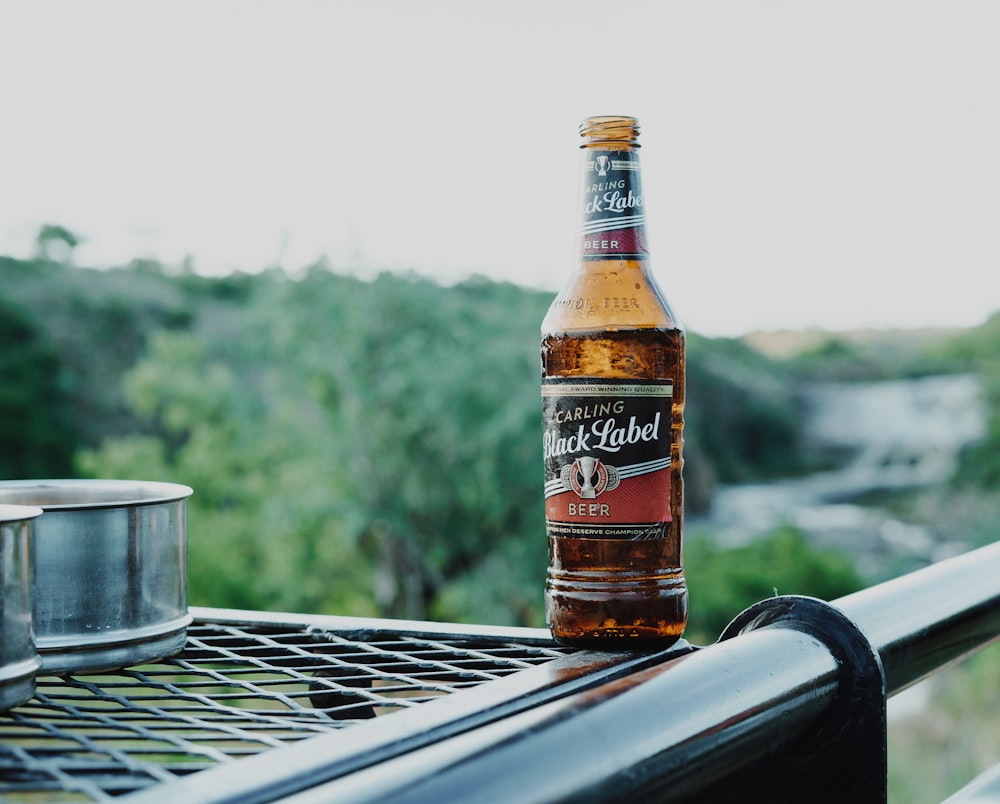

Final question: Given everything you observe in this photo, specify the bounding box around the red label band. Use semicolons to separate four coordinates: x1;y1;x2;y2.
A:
546;461;671;527
579;226;648;260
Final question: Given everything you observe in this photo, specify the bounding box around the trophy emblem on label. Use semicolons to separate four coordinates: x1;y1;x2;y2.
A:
560;456;621;499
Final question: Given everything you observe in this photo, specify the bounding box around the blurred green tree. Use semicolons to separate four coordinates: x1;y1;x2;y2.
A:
81;268;552;625
938;312;1000;488
34;224;81;262
683;527;864;644
0;300;76;478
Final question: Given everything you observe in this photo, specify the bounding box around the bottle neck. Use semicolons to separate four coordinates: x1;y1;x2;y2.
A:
541;115;679;334
576;142;648;263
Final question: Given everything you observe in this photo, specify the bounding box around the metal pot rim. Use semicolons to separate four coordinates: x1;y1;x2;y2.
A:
0;479;193;511
0;504;44;522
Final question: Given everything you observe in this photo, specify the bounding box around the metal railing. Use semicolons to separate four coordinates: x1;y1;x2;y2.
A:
278;539;1000;803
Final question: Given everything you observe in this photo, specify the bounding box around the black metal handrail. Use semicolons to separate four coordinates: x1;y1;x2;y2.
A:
279;540;1000;803
837;541;1000;692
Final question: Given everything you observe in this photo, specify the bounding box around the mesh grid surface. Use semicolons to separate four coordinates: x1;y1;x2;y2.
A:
0;620;568;802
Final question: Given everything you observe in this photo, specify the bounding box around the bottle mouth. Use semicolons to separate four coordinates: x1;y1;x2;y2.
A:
579;115;640;145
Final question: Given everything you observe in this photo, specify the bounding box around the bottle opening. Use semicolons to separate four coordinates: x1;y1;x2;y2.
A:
579;115;640;146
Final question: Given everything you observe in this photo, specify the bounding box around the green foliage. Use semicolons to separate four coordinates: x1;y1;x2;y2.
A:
938;313;1000;488
79;267;554;623
0;257;194;452
781;330;959;382
787;337;875;379
683;527;865;644
686;334;806;484
954;391;1000;488
926;311;1000;367
34;223;80;261
0;299;76;477
888;644;1000;803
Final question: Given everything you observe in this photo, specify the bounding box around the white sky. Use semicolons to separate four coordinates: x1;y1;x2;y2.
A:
1;1;998;337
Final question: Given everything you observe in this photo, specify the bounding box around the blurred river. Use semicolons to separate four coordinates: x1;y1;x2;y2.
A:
691;373;987;581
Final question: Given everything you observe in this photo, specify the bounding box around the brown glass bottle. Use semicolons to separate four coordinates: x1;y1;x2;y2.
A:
541;115;687;649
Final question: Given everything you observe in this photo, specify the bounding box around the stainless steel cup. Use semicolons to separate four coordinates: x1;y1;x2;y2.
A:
0;504;42;709
0;480;192;674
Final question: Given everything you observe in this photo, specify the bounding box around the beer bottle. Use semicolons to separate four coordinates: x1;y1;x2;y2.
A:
541;115;688;648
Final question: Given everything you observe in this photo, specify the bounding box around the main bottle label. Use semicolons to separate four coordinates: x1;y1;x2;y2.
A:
580;150;648;261
542;378;672;539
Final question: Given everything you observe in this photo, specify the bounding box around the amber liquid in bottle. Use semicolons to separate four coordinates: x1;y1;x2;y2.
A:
541;116;688;649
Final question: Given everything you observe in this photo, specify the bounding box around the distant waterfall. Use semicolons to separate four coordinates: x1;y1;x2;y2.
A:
696;373;987;569
799;374;986;495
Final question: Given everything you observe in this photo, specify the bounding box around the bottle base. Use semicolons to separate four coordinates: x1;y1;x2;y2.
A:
545;584;688;651
549;629;686;651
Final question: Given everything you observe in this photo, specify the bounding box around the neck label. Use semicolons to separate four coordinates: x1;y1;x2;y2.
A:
580;150;648;260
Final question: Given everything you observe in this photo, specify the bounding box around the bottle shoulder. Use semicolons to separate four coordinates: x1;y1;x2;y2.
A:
541;260;682;334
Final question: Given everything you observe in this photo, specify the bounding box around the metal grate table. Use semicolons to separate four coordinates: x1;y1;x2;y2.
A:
0;607;672;803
